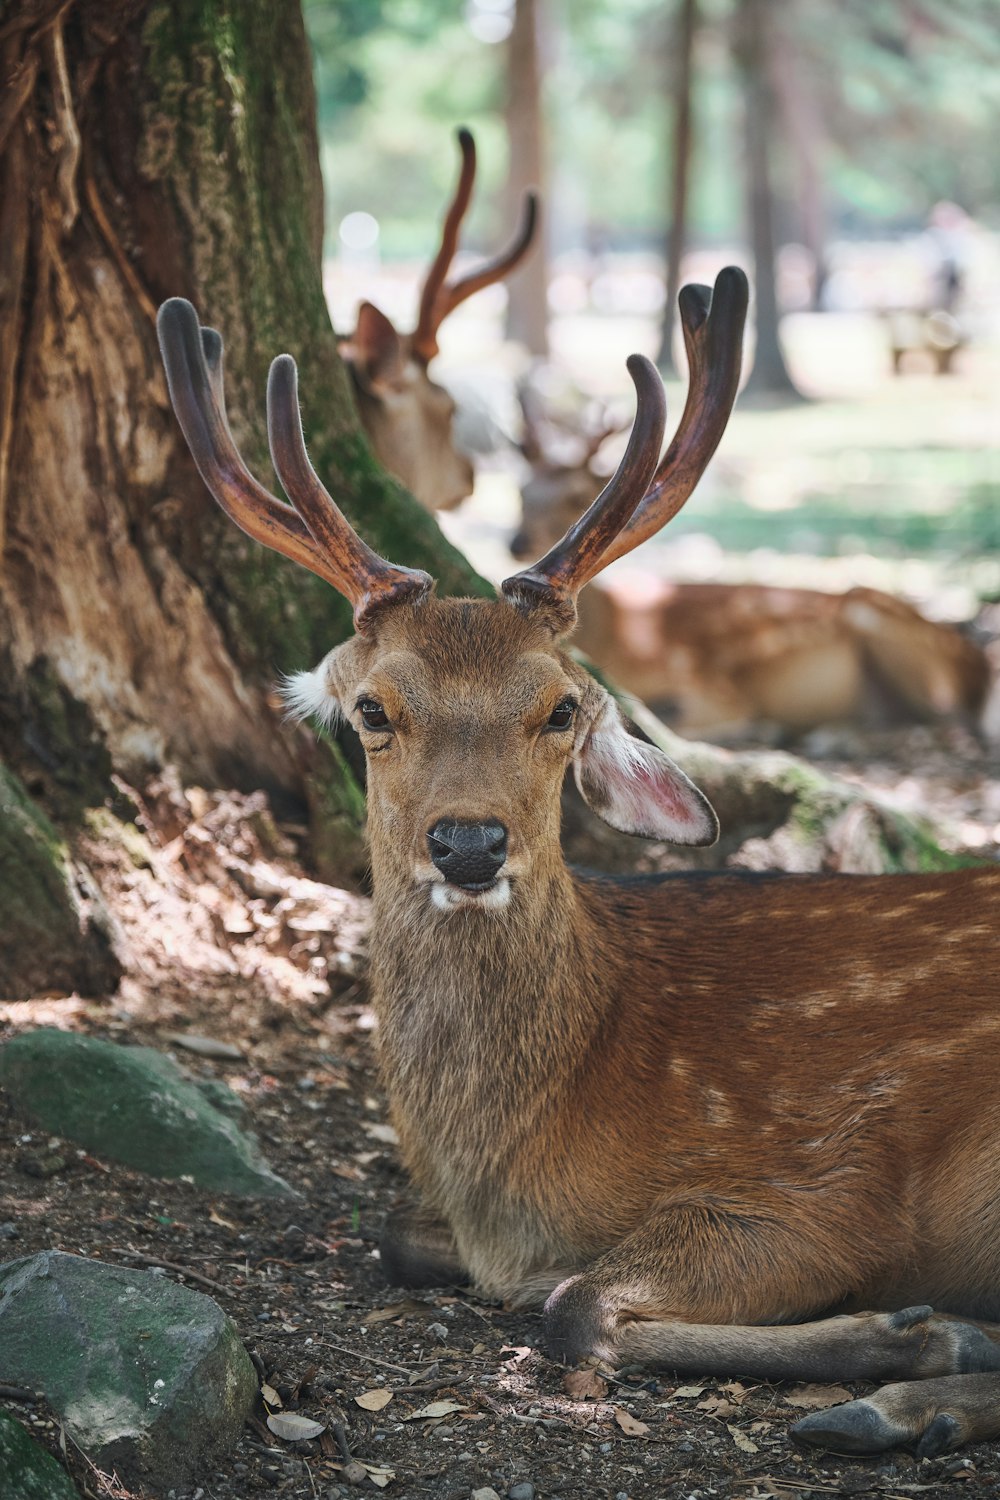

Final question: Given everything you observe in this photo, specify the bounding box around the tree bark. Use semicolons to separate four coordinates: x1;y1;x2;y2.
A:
0;0;486;893
656;0;698;372
733;0;802;399
504;0;549;355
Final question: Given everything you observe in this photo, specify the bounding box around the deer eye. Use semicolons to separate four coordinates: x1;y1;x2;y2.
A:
546;697;577;731
358;698;390;731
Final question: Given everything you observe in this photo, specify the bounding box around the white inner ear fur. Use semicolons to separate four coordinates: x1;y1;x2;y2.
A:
281;665;342;729
574;701;719;847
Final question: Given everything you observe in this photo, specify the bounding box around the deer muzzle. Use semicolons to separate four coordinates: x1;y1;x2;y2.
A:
427;819;508;890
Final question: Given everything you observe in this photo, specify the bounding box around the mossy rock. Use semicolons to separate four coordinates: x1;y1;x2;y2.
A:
0;764;120;1001
0;1029;294;1197
0;1411;79;1499
0;1252;255;1489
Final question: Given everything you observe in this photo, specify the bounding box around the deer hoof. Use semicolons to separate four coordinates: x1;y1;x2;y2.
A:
791;1398;908;1455
888;1304;934;1330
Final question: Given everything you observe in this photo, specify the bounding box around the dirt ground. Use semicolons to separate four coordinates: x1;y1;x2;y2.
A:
1;731;999;1500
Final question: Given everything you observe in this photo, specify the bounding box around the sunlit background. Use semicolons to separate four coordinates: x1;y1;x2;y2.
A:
304;0;1000;618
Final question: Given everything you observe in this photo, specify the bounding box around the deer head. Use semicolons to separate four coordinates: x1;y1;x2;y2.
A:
340;128;538;512
157;267;748;912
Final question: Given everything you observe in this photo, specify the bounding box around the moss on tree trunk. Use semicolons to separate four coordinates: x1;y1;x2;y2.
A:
0;0;486;921
0;761;120;1000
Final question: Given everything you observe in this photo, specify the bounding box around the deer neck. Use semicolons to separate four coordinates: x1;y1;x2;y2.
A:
367;846;606;1125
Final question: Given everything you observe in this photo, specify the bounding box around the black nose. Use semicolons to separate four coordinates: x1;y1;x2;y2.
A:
427;819;508;889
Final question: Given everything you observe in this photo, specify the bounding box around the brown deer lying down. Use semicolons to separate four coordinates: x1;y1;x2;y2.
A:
342;128;537;512
513;388;989;738
159;272;1000;1458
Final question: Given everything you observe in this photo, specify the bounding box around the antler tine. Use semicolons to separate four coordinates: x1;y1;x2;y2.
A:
595;266;749;570
157;298;344;589
411;127;540;364
424;192;539;339
501;354;666;627
266;355;432;631
412;127;478;364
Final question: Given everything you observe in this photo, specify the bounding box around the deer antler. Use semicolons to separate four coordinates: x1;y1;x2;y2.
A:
501;354;666;628
158;298;432;631
595;266;748;568
411;126;539;365
502;267;747;626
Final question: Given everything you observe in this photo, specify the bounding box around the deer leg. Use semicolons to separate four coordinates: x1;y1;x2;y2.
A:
540;1204;1000;1383
791;1371;1000;1456
379;1195;469;1289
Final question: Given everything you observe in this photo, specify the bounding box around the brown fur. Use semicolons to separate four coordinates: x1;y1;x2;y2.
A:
309;594;1000;1455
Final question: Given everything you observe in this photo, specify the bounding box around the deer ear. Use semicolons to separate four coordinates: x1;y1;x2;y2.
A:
574;704;719;846
342;302;405;388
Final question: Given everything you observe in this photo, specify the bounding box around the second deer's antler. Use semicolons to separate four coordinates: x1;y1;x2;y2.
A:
411;127;539;364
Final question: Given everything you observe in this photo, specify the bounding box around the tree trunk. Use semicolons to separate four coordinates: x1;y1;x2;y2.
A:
770;7;828;311
733;0;802;399
504;0;549;355
0;0;485;887
656;0;698;372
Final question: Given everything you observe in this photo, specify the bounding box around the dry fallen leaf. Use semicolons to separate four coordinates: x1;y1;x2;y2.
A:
401;1399;467;1421
670;1383;708;1399
696;1395;740;1418
784;1382;853;1411
165;1032;244;1060
355;1389;394;1412
613;1408;650;1437
726;1423;759;1455
365;1300;433;1325
261;1382;282;1409
563;1368;610;1401
266;1412;326;1441
208;1206;239;1230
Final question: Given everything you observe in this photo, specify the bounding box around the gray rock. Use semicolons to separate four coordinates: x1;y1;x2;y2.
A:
0;1411;78;1499
508;1485;535;1500
0;1029;293;1196
0;1251;256;1489
471;1490;502;1500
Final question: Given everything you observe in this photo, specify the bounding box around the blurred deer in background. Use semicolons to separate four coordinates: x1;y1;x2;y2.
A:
159;269;1000;1459
513;370;989;739
341;127;537;512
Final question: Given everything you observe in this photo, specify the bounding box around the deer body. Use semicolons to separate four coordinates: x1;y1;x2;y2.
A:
362;600;1000;1324
159;269;1000;1457
515;408;989;736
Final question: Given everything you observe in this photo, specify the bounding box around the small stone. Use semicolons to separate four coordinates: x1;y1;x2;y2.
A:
471;1489;502;1500
0;1221;18;1239
435;1425;455;1438
508;1484;535;1500
342;1460;368;1485
456;1451;475;1461
426;1321;449;1341
599;1441;612;1453
616;1493;629;1500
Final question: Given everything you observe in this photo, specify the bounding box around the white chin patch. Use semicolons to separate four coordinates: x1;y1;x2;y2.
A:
430;877;512;914
280;667;341;728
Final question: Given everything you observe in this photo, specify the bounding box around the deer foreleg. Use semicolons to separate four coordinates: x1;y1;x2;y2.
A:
539;1204;1000;1386
791;1371;1000;1455
380;1195;469;1289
